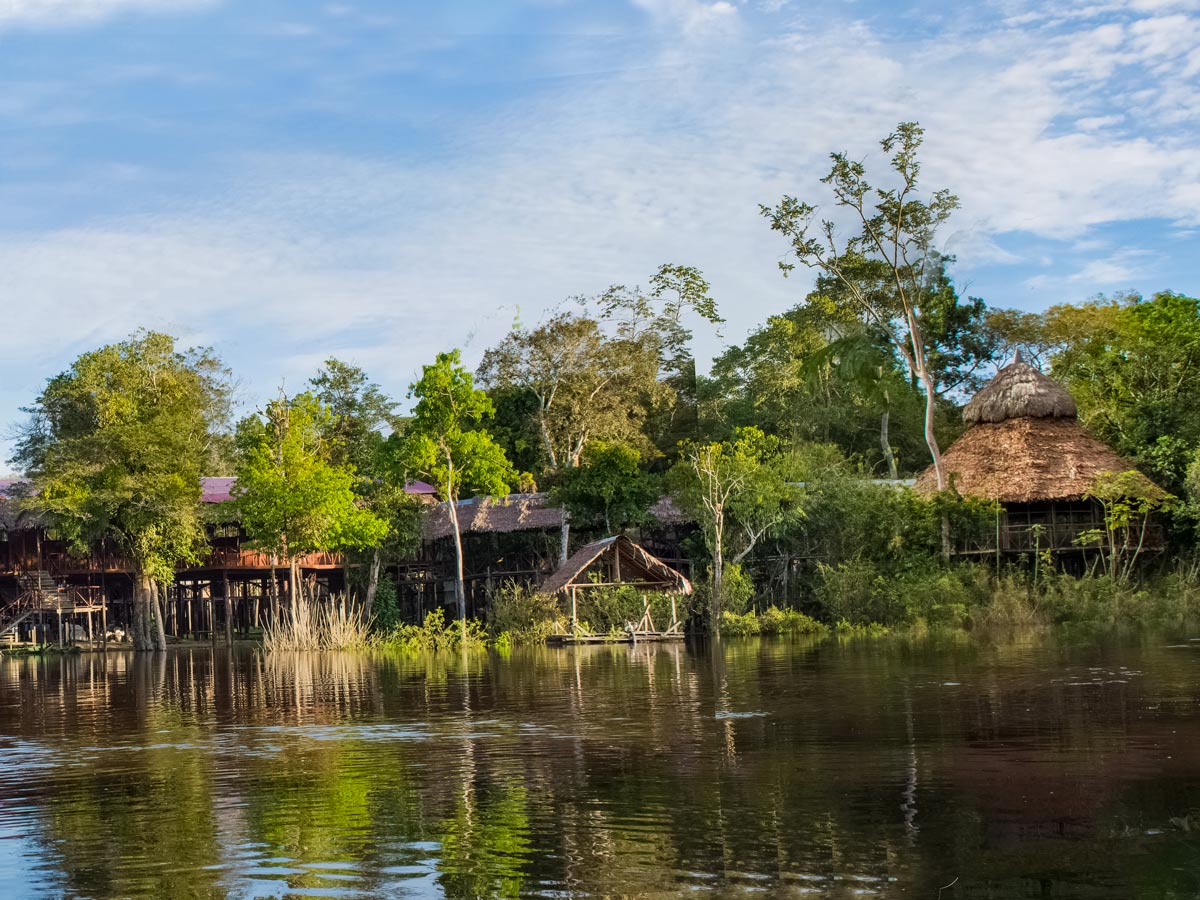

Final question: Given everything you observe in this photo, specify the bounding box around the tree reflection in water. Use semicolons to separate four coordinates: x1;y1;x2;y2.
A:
1;634;1200;898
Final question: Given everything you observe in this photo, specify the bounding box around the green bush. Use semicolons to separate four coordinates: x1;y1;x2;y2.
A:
813;558;901;625
574;584;681;633
380;608;488;654
815;559;998;628
692;562;755;623
370;577;401;633
758;605;826;635
720;609;761;636
720;605;826;637
487;581;561;645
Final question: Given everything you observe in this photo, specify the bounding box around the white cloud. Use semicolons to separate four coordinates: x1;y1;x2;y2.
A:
631;0;741;34
0;0;215;29
0;0;1197;462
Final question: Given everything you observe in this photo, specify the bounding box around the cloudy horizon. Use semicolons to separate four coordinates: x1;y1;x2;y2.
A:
0;0;1197;468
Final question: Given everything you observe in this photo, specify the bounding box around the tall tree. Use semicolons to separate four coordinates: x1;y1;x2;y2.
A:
11;331;232;651
762;122;960;490
597;264;724;452
309;357;398;473
479;265;720;558
477;312;647;474
309;359;414;614
1046;291;1200;495
234;391;389;611
552;441;660;535
667;427;797;633
396;350;514;626
477;308;653;564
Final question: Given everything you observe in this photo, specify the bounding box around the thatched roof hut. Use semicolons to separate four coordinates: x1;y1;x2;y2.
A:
916;356;1165;503
541;534;692;596
422;493;564;542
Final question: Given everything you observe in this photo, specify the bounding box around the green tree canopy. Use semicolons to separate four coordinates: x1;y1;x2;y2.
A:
309;357;398;477
11;330;232;650
234;391;389;606
395;350;515;622
551;441;660;535
667;426;799;631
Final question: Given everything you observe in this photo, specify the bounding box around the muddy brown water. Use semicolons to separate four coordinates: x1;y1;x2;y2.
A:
2;633;1200;898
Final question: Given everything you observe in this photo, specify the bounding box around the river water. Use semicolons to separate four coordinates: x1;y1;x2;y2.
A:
1;634;1200;899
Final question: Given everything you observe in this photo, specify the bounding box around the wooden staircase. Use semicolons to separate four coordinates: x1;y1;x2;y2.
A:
0;571;91;641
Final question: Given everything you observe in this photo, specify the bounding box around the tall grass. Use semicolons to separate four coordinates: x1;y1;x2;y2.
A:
262;593;373;652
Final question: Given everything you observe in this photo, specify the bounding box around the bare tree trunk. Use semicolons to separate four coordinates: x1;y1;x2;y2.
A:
912;354;951;559
269;569;280;624
448;500;467;627
289;560;301;611
132;573;155;651
150;580;167;652
880;410;898;480
364;548;382;617
917;364;944;490
223;570;234;645
559;516;570;566
711;513;724;637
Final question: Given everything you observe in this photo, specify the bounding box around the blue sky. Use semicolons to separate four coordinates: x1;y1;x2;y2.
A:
0;0;1197;461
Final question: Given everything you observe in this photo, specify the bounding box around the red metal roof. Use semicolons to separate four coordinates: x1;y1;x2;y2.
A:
2;476;434;505
200;477;236;503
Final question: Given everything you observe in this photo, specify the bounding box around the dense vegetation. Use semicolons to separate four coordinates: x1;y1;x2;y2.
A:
10;123;1200;646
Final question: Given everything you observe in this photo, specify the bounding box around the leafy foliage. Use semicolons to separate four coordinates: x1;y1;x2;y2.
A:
396;350;515;620
668;426;799;627
12;331;232;581
234;392;389;562
551;441;659;535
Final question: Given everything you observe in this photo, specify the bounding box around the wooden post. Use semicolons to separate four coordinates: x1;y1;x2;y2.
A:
571;586;578;634
223;571;233;645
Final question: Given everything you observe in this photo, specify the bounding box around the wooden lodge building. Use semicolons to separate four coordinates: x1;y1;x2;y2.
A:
915;354;1167;559
0;475;693;644
0;477;355;645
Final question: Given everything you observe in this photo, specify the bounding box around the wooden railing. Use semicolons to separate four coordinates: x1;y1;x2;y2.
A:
32;548;344;578
957;521;1166;555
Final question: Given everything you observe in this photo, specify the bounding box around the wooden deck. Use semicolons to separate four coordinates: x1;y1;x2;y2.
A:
547;631;686;645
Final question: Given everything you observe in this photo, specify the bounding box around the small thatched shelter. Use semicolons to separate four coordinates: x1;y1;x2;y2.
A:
916;354;1166;554
542;535;691;643
541;534;692;597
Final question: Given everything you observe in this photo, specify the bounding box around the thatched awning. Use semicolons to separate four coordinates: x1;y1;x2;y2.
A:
423;493;564;542
541;534;692;596
915;417;1166;503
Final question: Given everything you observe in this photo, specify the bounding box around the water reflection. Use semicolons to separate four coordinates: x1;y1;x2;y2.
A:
1;635;1200;898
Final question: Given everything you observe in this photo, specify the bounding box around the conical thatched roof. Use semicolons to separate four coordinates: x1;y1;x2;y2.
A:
963;353;1077;425
916;356;1166;503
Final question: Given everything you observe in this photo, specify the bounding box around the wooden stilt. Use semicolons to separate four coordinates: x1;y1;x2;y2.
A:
223;570;233;645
